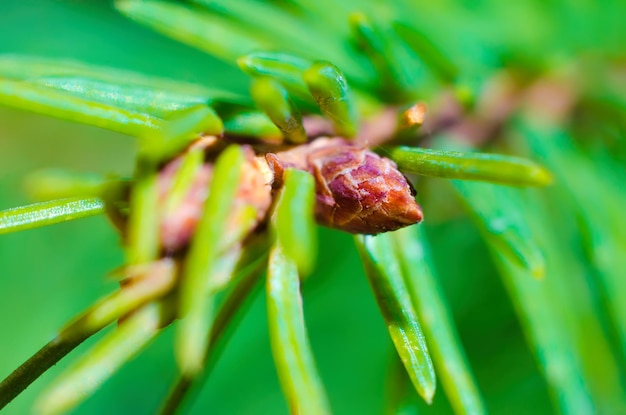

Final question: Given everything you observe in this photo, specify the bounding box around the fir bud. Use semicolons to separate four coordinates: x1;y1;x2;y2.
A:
267;138;423;234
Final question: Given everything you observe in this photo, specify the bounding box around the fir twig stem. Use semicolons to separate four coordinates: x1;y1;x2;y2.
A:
0;334;90;410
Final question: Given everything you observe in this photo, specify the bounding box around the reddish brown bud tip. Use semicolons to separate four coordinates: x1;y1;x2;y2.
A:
402;103;427;128
268;138;423;234
309;141;422;234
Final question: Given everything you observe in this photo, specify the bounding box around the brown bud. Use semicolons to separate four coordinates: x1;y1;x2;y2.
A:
267;138;423;234
158;157;212;252
159;145;272;252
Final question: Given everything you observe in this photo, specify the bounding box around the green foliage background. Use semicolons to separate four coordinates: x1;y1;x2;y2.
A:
0;1;622;414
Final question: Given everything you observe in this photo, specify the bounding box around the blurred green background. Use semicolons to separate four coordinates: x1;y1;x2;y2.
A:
1;1;618;414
